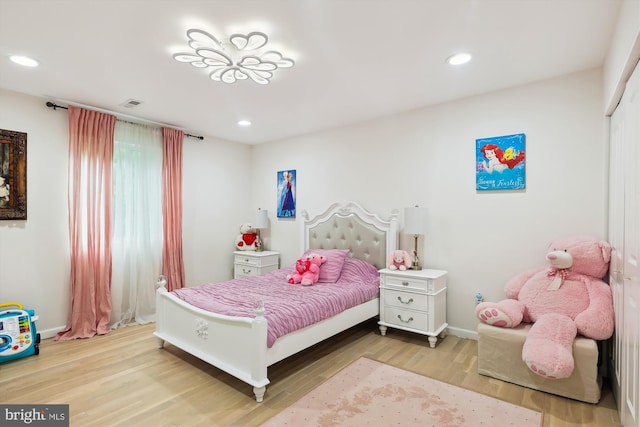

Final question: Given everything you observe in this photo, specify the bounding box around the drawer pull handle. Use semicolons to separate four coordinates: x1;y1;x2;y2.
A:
244;259;249;263
402;281;409;286
397;296;413;304
243;268;251;274
397;315;413;324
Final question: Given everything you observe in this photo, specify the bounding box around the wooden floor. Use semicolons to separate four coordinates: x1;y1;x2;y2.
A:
1;321;621;427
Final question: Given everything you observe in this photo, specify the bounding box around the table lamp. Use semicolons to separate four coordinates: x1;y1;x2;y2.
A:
404;205;427;270
254;208;270;252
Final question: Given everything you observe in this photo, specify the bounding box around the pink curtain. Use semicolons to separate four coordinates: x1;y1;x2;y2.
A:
161;128;185;291
56;107;116;340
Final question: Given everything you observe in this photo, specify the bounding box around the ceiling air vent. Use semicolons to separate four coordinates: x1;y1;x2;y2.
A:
120;98;143;108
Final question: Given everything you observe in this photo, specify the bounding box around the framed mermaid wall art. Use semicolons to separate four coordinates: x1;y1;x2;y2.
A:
476;133;526;191
277;169;296;218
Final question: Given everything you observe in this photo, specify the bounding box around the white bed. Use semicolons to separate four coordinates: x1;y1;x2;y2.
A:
154;201;398;402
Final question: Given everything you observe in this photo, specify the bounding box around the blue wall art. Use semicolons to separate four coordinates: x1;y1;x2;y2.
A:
476;133;526;191
277;169;296;218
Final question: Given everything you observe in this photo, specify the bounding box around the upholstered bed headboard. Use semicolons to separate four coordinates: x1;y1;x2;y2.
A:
300;201;399;269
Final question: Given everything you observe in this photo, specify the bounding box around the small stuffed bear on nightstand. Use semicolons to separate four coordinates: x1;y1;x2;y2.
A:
387;250;413;271
235;223;258;251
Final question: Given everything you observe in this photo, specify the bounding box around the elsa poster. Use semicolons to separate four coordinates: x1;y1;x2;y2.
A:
277;170;296;218
476;133;526;191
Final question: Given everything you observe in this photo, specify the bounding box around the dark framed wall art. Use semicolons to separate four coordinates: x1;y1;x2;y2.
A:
0;128;27;220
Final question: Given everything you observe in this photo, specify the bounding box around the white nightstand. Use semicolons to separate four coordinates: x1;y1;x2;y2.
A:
233;251;279;278
378;268;448;348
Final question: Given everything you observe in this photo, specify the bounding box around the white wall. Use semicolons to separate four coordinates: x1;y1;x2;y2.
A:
0;69;609;340
604;0;640;114
182;136;252;285
253;68;608;338
0;89;70;335
0;88;251;338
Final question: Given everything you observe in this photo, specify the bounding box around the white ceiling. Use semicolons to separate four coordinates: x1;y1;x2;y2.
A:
0;0;621;144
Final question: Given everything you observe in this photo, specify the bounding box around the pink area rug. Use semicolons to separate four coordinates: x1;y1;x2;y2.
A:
261;357;543;427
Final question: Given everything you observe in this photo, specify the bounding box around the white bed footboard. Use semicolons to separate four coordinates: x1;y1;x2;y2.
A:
154;286;270;402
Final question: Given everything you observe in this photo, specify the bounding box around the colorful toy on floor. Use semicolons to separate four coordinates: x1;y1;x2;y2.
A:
0;302;40;363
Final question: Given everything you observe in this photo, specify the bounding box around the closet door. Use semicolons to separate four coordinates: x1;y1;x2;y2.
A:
609;87;625;410
621;60;640;427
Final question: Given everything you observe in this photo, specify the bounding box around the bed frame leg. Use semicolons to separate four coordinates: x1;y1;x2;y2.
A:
253;386;266;403
157;338;165;349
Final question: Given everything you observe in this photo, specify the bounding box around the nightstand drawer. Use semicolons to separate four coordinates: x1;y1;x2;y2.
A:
382;289;428;311
234;252;279;267
382;274;446;293
383;306;428;331
234;263;278;279
235;265;258;278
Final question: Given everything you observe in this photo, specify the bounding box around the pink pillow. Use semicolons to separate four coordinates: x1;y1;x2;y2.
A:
300;249;350;283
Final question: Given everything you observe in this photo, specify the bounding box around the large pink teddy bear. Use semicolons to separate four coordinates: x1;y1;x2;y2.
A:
475;236;614;379
286;253;326;286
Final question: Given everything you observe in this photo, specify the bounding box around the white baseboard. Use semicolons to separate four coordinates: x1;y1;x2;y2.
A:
446;325;478;341
38;326;66;340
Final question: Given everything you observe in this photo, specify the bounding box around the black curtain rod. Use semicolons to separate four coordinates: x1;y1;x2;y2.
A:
45;101;204;140
46;101;67;110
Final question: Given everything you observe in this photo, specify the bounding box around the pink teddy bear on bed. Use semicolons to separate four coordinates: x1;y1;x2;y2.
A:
287;253;326;286
475;236;614;379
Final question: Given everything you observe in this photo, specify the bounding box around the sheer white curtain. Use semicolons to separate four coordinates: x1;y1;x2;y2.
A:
111;121;163;328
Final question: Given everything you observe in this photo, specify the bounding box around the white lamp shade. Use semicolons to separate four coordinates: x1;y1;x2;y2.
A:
254;209;270;229
404;206;427;235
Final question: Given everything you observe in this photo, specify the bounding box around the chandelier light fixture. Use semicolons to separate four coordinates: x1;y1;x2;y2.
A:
173;29;295;85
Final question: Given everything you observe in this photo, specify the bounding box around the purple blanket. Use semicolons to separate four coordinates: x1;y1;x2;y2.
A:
171;258;380;347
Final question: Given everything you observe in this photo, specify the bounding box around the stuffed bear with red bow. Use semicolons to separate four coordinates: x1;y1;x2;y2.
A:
287;253;326;286
475;236;614;379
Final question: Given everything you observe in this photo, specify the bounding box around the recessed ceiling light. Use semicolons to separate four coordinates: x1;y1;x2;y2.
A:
446;52;472;66
9;55;39;67
237;120;252;127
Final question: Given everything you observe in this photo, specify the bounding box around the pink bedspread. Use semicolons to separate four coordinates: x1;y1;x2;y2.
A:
171;258;380;347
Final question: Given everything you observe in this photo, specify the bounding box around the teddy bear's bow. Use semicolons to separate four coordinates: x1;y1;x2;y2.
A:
547;267;570;290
